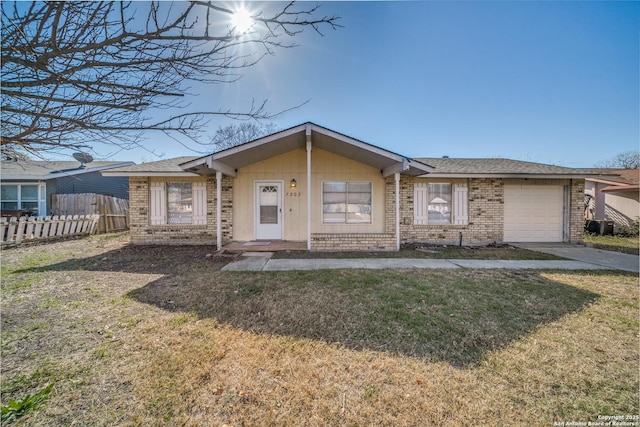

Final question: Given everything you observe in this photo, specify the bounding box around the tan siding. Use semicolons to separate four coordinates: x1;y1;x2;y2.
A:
233;147;386;241
233;149;307;241
311;148;386;234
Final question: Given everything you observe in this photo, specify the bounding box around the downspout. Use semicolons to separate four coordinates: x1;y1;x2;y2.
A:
306;124;312;251
395;172;400;251
216;171;222;250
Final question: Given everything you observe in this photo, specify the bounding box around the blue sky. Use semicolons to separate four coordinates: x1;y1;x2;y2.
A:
102;1;638;168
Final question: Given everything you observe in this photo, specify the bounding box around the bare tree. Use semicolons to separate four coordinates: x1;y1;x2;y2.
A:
210;122;278;152
1;1;340;158
595;151;640;169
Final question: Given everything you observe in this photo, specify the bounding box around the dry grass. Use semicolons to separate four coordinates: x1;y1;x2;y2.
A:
1;234;638;426
584;234;640;255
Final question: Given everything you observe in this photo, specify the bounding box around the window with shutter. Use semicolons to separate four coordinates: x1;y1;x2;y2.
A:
453;183;468;225
428;183;452;224
414;182;468;225
192;181;207;225
167;182;192;224
150;181;207;225
414;183;428;225
149;181;166;225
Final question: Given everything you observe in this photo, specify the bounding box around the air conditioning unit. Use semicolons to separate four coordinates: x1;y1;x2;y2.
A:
585;220;614;235
598;220;614;236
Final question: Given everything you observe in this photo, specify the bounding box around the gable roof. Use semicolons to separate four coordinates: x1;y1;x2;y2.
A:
180;122;434;177
101;156;199;176
416;157;609;178
583;168;640;185
1;160;134;181
583;168;640;193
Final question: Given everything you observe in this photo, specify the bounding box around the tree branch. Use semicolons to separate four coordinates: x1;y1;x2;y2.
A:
1;1;340;157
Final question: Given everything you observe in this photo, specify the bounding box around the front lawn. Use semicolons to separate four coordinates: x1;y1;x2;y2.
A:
1;234;637;426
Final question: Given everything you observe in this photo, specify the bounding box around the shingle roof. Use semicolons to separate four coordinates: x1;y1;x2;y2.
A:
100;157;199;176
416;157;603;177
583;168;640;185
101;155;610;178
1;160;134;180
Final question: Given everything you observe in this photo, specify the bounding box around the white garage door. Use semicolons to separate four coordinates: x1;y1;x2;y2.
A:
504;185;564;242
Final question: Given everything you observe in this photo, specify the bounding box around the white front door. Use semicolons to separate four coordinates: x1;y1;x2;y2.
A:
255;181;283;240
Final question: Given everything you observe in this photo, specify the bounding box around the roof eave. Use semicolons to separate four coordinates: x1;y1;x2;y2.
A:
46;162;135;179
101;171;199;177
601;185;640;192
0;177;48;182
586;177;634;186
418;173;594;179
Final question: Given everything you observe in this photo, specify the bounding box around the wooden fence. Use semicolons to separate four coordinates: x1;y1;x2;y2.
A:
50;193;129;234
1;214;100;246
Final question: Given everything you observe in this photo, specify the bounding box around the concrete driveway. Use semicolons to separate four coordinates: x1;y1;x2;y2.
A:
512;243;639;273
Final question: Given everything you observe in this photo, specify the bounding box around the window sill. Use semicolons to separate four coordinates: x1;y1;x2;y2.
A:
321;222;373;226
150;224;207;228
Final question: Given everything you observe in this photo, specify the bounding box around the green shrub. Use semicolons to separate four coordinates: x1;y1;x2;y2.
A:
617;218;640;237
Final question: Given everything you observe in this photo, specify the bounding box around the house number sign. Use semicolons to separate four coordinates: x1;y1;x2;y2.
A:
285;192;301;197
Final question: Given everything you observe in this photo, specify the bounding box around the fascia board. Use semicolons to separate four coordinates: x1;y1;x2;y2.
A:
419;173;598;179
309;124;406;163
211;124;307;161
47;162;135;179
100;171;199;177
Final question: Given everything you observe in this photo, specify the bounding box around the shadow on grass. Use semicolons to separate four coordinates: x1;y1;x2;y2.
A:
15;244;599;368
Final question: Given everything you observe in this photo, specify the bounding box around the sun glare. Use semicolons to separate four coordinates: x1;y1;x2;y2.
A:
231;7;254;35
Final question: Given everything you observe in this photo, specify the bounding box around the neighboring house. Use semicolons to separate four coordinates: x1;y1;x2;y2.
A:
584;168;640;232
1;159;134;216
103;122;596;251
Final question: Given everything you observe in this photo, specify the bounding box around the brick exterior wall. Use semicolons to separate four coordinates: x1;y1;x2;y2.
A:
387;176;584;246
392;177;505;245
568;179;585;243
129;174;584;249
221;176;234;242
128;176;232;246
310;233;396;251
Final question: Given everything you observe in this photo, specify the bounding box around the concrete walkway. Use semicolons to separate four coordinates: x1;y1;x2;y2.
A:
512;243;639;273
220;248;633;272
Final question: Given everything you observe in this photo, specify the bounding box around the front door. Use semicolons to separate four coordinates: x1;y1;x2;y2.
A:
255;181;283;240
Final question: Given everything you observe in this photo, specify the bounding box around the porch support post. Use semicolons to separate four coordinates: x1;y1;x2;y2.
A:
216;171;222;250
395;172;400;251
207;159;236;178
306;124;312;251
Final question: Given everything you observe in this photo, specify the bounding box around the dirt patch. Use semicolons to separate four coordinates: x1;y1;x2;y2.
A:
273;242;563;259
